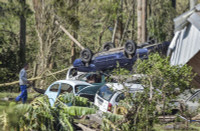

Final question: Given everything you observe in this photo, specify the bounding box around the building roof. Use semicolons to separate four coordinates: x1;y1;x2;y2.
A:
169;4;200;66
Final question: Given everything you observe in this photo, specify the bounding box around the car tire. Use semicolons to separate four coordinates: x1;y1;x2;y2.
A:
80;48;93;63
103;42;115;51
124;40;136;56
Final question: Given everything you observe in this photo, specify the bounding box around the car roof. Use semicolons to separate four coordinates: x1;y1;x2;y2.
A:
106;83;144;91
54;80;92;87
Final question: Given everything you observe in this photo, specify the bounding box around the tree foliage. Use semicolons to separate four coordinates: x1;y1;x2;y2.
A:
0;1;35;91
102;53;194;130
0;0;196;90
0;93;96;131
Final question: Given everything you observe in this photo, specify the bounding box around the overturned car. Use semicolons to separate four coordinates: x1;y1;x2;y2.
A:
73;40;170;72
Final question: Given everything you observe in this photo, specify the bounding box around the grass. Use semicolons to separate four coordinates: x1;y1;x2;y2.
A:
0;92;41;114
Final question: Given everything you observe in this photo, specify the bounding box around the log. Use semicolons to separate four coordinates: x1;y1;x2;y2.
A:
0;67;69;87
76;123;96;131
55;21;84;50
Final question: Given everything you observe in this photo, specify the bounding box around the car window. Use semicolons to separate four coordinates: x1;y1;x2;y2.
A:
60;83;73;93
78;85;101;95
115;93;125;102
50;84;60;92
75;85;89;93
97;85;115;101
189;91;200;102
68;68;77;78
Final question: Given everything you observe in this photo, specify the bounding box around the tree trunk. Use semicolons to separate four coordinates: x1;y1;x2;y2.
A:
131;0;136;40
114;0;123;47
33;0;60;89
70;0;79;64
137;0;146;44
137;0;142;44
19;0;26;67
172;0;176;9
142;0;146;43
120;0;123;41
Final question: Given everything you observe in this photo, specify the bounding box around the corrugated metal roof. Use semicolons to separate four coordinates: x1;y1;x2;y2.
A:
169;4;200;66
170;24;200;65
188;12;200;30
173;9;195;32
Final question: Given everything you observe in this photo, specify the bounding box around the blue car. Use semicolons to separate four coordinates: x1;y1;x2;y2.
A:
73;40;169;72
44;80;103;106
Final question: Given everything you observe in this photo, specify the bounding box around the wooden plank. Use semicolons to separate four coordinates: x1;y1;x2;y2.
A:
55;21;84;50
187;51;200;88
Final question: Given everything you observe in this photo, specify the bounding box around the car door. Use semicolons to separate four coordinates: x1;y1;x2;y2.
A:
77;85;101;102
45;83;60;106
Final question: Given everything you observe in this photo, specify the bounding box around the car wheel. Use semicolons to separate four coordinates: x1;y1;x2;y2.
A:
80;48;93;63
124;40;136;56
103;42;115;51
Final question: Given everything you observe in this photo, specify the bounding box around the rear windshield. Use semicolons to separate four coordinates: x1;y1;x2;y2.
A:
97;85;115;101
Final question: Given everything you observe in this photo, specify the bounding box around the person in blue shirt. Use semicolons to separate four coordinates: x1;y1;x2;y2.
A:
15;63;30;103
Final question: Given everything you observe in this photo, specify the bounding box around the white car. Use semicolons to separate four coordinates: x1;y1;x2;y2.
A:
44;80;101;106
66;66;107;84
94;83;144;113
66;66;85;80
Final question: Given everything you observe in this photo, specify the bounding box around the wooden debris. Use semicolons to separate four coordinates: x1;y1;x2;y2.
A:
0;67;69;87
76;123;96;131
55;21;85;50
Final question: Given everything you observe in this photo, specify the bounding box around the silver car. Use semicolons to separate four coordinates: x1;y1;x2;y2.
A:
94;83;144;113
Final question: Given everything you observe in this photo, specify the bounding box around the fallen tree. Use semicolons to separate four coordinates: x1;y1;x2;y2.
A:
0;67;69;87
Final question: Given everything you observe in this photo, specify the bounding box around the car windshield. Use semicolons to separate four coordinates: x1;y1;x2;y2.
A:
75;85;89;93
97;85;115;101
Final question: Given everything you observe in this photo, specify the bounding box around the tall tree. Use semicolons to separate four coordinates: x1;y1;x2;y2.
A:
69;0;79;64
147;0;175;42
19;0;26;67
137;0;147;44
142;0;147;43
137;0;142;44
32;0;61;88
53;0;80;64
